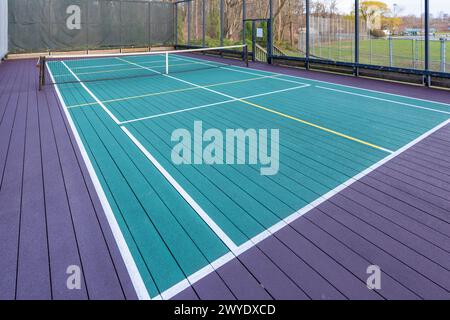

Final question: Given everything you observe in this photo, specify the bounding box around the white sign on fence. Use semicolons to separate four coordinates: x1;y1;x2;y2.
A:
257;28;264;38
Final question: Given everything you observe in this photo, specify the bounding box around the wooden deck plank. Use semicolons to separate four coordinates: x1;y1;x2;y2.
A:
193;272;236;300
398;153;450;181
0;92;28;299
362;175;450;224
319;200;450;291
308;208;449;299
39;89;88;299
46;84;127;299
51;90;138;300
352;180;450;235
216;258;273;300
290;216;419;300
370;170;450;211
385;161;450;193
171;286;199;300
271;227;380;300
257;234;349;300
0;92;20;188
343;187;450;252
408;147;450;170
329;193;450;271
16;88;52;299
238;248;310;300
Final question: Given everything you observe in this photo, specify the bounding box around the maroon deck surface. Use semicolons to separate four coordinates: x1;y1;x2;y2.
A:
0;59;137;300
0;58;449;300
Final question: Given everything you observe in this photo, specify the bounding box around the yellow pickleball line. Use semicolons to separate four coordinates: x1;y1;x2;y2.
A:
238;99;394;154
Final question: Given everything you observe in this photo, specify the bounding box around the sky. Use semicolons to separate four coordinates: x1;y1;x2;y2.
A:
337;0;450;17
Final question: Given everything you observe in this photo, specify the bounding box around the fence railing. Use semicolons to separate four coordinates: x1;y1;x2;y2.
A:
254;44;268;62
272;45;286;57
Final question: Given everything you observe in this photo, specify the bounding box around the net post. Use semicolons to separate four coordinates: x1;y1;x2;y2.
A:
39;56;46;91
165;52;169;74
244;45;249;68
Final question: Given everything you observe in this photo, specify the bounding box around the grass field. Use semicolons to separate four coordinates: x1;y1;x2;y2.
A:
278;38;449;72
178;36;449;72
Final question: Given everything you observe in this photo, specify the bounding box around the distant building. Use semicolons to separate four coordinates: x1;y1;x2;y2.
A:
404;28;422;36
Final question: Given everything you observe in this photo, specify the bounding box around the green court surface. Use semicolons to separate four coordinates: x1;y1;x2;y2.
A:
48;53;450;299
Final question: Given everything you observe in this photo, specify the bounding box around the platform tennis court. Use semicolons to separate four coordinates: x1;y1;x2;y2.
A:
41;50;450;300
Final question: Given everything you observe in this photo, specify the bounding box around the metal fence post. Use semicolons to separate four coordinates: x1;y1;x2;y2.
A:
441;38;446;73
305;0;310;69
268;0;273;64
220;0;224;46
148;3;151;49
119;1;123;48
174;2;178;46
187;0;191;46
424;0;430;86
355;0;360;76
389;36;393;67
412;39;416;69
242;0;246;46
337;17;341;61
202;0;206;47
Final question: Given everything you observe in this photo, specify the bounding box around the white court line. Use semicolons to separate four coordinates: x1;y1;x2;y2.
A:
121;126;238;253
57;61;209;78
60;61;122;125
173;53;450;109
153;117;450;300
316;86;450;115
47;64;151;300
66;74;284;109
119;84;310;125
66;58;166;71
172;55;310;86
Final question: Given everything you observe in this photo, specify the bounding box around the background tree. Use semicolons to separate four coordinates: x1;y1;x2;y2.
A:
360;0;389;30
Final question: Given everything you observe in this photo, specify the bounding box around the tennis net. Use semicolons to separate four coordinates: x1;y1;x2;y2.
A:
38;45;249;90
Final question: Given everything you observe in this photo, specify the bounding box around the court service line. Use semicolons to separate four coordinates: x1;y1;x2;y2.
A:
66;74;285;109
172;55;310;86
316;86;450;115
154;117;450;300
121;126;238;253
56;61;212;78
174;54;450;109
120;56;394;154
66;58;166;71
60;61;122;125
46;65;151;300
119;84;310;125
